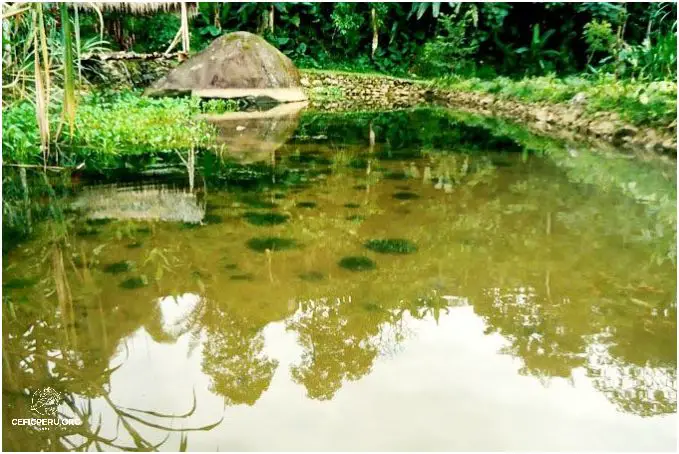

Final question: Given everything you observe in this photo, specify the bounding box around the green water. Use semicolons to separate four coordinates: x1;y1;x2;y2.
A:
2;108;676;451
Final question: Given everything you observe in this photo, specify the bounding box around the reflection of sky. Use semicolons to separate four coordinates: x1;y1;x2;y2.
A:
71;305;676;451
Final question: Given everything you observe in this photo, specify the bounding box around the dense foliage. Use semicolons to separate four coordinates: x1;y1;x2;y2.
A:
75;2;677;80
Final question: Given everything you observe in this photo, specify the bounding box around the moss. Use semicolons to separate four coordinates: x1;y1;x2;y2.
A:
392;191;420;200
296;201;317;209
299;271;324;281
364;238;418;254
246;236;298;252
103;260;133;274
3;277;38;290
120;276;148;289
339;256;376;271
230;273;254;281
344;203;360;208
243;211;289;226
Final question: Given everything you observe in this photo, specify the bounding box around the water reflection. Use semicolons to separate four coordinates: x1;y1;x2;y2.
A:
2;108;676;451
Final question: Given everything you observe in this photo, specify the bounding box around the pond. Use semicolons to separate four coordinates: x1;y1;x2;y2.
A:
2;107;676;451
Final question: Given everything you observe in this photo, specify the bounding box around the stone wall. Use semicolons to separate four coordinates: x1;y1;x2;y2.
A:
82;55;179;89
300;71;432;110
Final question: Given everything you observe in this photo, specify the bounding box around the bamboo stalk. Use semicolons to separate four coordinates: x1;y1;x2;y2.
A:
180;1;190;54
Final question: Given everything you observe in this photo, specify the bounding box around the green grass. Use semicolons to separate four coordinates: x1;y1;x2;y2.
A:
2;91;219;165
432;74;677;128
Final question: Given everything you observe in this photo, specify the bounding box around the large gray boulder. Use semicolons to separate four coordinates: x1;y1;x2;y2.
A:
145;31;306;102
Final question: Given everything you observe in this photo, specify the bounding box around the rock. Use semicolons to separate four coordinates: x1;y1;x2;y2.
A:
589;120;617;137
300;77;310;87
144;32;306;102
570;92;587;105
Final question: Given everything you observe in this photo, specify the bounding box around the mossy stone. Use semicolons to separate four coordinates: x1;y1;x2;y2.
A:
247;236;298;252
339;256;376;271
243;211;289;226
364;238;418;254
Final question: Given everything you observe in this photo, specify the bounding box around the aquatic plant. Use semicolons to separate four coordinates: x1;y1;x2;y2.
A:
246;236;298;252
338;256;376;271
392;191;420;200
119;275;148;289
243;211;290;226
103;260;133;274
364;238;418;254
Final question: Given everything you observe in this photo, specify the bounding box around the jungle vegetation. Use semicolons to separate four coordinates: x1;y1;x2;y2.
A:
1;2;677;167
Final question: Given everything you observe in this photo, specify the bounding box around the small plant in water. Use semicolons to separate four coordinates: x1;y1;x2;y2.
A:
392;191;420;200
247;236;298;252
364;239;418;254
243;211;289;226
339;256;376;271
103;260;133;274
120;275;148;289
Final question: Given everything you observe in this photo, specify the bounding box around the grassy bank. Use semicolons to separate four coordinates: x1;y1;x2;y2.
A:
2;92;235;168
431;74;677;129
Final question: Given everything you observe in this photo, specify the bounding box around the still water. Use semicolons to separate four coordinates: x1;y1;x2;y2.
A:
2;107;676;451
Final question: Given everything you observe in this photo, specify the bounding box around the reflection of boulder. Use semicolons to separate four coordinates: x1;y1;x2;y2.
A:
203;102;306;163
145;32;307;102
71;183;204;223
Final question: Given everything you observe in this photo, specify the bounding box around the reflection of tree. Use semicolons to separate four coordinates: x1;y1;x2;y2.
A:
586;332;677;416
286;297;389;400
201;305;278;406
